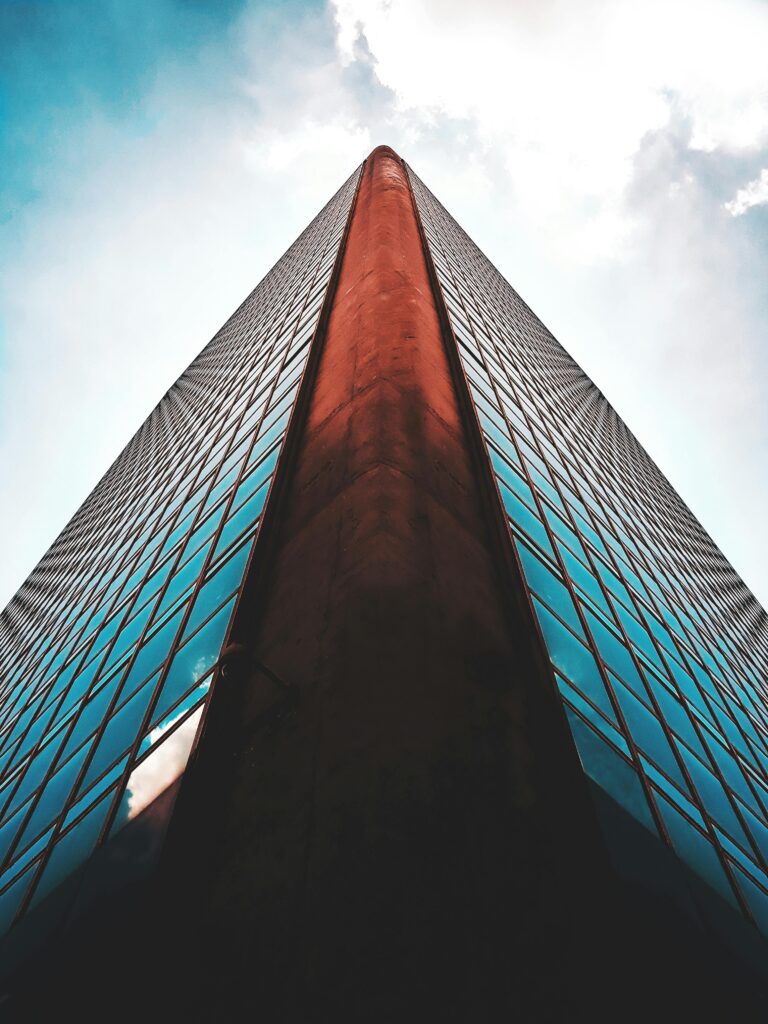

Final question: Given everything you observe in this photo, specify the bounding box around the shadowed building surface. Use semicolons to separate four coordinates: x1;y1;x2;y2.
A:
1;147;768;1020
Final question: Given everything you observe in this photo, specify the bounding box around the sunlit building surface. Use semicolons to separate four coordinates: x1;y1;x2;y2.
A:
1;146;768;1019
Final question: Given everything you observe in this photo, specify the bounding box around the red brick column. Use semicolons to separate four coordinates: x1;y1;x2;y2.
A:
167;146;603;1020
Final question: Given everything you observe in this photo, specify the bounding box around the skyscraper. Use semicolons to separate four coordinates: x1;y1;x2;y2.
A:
1;146;767;1019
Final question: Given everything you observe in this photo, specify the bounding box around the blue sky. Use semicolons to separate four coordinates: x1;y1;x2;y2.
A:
1;0;768;607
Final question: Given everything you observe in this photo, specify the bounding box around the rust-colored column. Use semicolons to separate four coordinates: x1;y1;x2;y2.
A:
167;146;601;1020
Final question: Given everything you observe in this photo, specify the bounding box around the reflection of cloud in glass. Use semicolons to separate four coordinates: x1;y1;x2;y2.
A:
192;654;213;683
124;706;203;822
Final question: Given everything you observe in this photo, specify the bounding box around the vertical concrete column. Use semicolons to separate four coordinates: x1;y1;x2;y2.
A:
171;146;602;1020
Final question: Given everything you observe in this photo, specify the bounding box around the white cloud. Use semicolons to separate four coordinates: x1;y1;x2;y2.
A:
725;168;768;215
332;0;768;261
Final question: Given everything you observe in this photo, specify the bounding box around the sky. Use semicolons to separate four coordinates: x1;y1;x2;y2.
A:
1;0;767;610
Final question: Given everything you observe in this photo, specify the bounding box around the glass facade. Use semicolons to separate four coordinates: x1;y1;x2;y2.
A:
409;166;768;937
0;166;361;937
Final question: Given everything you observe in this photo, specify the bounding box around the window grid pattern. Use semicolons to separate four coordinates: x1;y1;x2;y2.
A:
0;166;361;936
409;166;768;935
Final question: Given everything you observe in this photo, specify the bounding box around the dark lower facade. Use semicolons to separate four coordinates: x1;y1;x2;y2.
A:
5;784;768;1021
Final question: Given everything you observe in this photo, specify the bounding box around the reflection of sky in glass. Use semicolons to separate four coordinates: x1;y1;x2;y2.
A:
0;166;361;939
410;166;768;937
121;705;204;825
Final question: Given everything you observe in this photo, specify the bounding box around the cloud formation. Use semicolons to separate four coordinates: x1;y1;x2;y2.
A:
725;168;768;216
334;0;768;259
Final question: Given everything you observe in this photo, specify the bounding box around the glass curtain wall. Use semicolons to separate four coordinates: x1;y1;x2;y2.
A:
0;166;361;938
409;165;768;937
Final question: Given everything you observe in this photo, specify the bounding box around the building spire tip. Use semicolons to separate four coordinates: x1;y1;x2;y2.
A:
367;144;402;163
